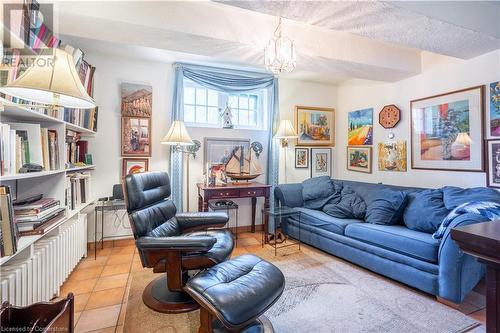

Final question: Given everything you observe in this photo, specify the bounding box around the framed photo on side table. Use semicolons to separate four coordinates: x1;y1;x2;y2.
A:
486;139;500;188
410;86;484;172
347;146;372;173
310;148;331;177
122;158;149;177
295;106;335;146
295;148;309;168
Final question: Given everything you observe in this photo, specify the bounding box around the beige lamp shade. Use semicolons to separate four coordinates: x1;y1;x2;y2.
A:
161;121;193;146
454;132;471;145
275;119;298;138
0;48;96;108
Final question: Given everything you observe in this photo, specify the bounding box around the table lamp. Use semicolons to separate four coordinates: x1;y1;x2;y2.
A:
162;120;200;210
274;119;298;183
0;48;96;108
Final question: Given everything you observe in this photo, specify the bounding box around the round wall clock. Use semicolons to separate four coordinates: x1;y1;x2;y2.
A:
379;104;401;129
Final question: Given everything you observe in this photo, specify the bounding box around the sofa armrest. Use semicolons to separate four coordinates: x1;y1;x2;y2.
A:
438;213;489;303
274;183;304;208
176;212;229;232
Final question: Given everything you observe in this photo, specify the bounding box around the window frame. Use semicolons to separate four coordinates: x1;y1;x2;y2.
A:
182;79;267;130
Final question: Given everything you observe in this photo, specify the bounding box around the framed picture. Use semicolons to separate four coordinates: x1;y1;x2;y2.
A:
122;158;149;177
378;141;407;172
348;108;373;145
410;86;485;172
295;106;335;146
488;81;500;138
203;137;250;172
310;148;331;177
121;83;152;117
486;139;500;188
347;146;372;173
121;117;151;157
295;148;309;168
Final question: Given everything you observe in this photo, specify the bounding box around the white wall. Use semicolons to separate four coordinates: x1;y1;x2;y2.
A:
335;49;500;188
278;79;338;183
83;51;338;237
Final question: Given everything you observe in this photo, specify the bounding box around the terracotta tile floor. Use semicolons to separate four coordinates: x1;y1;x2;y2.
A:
59;232;486;333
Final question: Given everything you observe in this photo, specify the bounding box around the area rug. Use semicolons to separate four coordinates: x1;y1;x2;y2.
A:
124;246;479;333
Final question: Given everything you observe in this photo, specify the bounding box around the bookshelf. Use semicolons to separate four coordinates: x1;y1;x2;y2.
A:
0;100;97;266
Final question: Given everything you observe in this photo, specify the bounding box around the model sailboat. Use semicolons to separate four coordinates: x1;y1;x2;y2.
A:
225;146;262;182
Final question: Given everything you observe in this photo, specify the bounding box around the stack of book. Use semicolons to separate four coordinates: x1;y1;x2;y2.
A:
63;108;98;132
65;172;91;211
0;186;18;257
13;198;65;235
0;123;59;175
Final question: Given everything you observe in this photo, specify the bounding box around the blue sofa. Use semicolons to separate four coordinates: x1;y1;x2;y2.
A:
275;179;492;304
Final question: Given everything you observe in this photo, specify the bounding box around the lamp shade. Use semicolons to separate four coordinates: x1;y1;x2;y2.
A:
161;121;193;146
0;48;96;108
454;132;471;145
274;119;298;138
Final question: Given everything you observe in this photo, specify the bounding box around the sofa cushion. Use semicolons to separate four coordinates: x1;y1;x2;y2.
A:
442;186;500;210
403;189;450;233
323;186;366;219
364;187;408;225
302;176;341;210
344;223;439;263
292;207;362;235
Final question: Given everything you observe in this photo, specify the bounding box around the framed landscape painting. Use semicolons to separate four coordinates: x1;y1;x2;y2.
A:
348;108;373;145
295;106;335;146
295;148;309;168
121;117;151;157
486;139;500;188
311;148;331;177
122;158;149;177
488;81;500;138
121;83;152;117
378;141;407;172
410;86;484;172
347;146;372;173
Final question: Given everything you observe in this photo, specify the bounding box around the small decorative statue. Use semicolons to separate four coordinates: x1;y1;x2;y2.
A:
219;104;234;129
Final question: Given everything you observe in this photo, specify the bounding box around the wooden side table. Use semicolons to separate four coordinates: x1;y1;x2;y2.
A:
451;222;500;333
197;183;271;234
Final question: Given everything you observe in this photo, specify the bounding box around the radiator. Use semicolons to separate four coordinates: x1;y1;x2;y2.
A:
0;213;88;305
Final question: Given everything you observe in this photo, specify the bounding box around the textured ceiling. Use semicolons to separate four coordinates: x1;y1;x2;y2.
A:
220;1;500;59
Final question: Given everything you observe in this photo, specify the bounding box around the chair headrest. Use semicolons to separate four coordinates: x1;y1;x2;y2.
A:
123;171;171;212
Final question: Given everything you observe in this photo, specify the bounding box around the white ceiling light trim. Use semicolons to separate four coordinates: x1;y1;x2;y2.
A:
264;17;296;75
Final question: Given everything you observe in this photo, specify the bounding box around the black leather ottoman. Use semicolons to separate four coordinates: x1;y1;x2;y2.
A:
185;254;285;333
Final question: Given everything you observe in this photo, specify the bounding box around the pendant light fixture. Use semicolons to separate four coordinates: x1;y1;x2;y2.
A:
264;17;296;75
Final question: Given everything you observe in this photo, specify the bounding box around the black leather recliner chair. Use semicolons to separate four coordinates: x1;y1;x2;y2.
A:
123;171;234;313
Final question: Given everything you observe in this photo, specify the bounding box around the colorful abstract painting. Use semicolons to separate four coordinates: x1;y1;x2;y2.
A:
410;86;484;172
347;146;372;173
122;158;149;177
490;81;500;137
348;108;373;145
487;140;500;188
296;106;335;146
378;141;407;172
311;148;331;177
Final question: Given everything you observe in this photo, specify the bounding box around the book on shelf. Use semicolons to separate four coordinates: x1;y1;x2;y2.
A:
12;196;65;235
63;107;98;132
0;123;59;175
65;172;91;211
0;186;18;257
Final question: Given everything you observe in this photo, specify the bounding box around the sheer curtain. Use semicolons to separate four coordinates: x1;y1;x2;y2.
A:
169;63;279;230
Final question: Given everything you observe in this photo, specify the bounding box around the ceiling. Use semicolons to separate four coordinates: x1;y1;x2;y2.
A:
53;1;499;84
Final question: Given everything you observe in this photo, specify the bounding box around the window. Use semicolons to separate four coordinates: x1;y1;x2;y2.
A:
183;79;266;129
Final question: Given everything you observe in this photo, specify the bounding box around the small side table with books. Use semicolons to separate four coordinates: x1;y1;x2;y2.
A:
261;206;301;256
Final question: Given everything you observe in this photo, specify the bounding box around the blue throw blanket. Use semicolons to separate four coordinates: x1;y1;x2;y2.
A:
433;201;500;240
